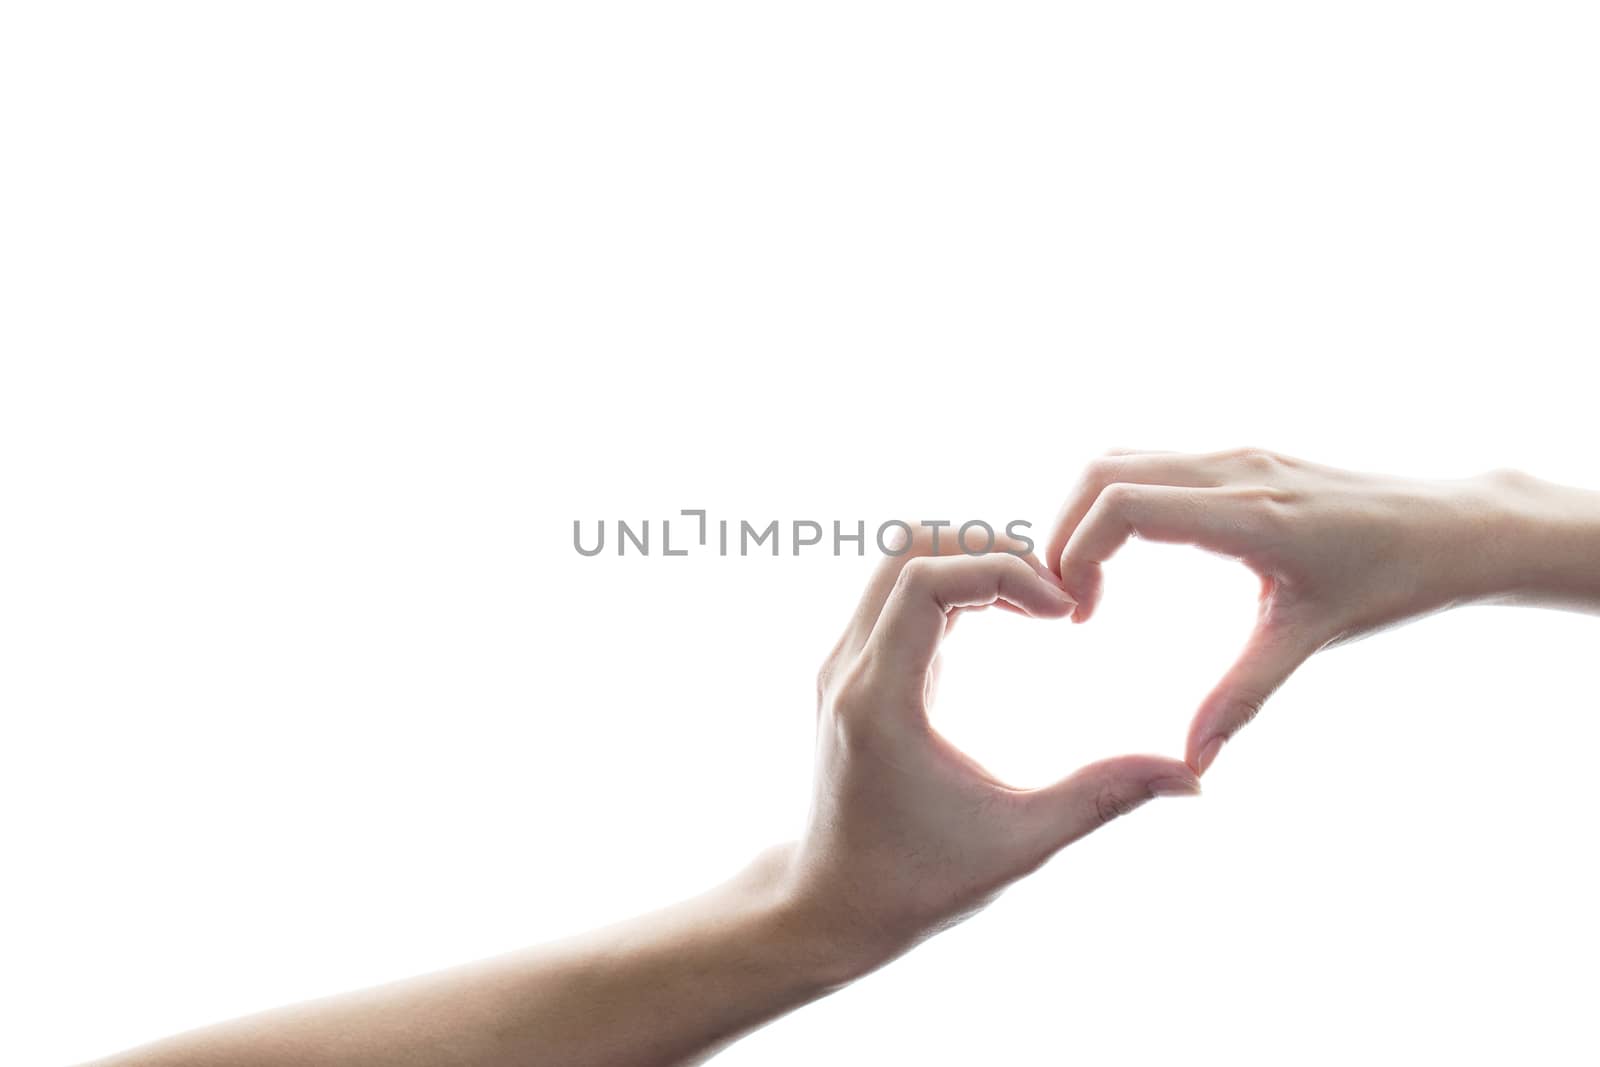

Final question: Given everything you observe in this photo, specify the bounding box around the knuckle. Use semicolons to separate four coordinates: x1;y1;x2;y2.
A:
903;523;936;557
1482;466;1535;491
816;634;851;683
998;552;1036;581
906;519;968;559
1097;481;1140;512
1225;446;1281;473
994;529;1032;557
827;661;915;750
815;655;839;706
878;518;918;555
1093;787;1143;827
826;660;876;721
884;521;954;561
1230;485;1297;529
1228;692;1269;729
1085;453;1126;484
896;554;936;590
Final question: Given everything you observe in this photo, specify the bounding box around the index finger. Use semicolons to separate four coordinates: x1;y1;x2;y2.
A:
1058;484;1265;620
862;553;1076;682
835;522;1039;661
1044;450;1223;579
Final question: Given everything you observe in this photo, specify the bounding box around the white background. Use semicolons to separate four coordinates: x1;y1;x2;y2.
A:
3;3;1598;1064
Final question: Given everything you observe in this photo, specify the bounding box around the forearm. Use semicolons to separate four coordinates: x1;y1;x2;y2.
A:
1475;470;1600;613
90;846;863;1067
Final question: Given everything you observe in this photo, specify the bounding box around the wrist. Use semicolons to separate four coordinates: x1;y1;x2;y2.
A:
1462;469;1600;610
734;845;892;994
741;845;907;991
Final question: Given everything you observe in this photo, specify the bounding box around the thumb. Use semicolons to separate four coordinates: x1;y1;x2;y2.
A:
1186;623;1319;775
1020;754;1201;857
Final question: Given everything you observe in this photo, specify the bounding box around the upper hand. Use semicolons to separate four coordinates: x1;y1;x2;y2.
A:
1044;447;1519;774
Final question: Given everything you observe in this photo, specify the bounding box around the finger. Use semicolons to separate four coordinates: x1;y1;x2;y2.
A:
837;523;1042;659
1185;623;1322;774
1057;484;1265;621
1044;451;1225;580
1019;754;1200;856
864;553;1075;681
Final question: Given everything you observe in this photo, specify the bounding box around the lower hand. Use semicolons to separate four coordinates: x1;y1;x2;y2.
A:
781;527;1199;975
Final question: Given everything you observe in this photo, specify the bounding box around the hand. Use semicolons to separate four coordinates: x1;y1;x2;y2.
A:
1044;448;1538;774
783;527;1199;975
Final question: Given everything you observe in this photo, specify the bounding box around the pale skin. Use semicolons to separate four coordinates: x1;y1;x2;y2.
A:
87;451;1600;1066
1043;449;1600;773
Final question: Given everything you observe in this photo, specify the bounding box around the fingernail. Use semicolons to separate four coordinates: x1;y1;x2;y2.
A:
1148;776;1201;798
1040;582;1077;610
1196;735;1226;775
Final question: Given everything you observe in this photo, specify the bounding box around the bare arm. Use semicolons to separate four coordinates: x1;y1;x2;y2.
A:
87;530;1195;1067
90;849;850;1067
1490;469;1600;613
